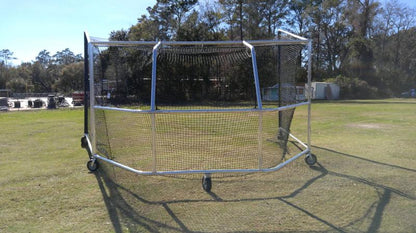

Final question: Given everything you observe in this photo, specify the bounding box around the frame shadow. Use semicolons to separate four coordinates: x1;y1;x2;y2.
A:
91;145;415;233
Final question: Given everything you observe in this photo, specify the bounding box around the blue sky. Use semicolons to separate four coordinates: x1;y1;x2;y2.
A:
0;0;156;65
1;0;415;66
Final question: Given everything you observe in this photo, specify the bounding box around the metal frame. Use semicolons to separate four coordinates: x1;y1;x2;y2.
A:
82;30;314;177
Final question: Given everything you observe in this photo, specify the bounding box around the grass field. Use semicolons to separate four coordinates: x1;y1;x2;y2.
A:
94;107;298;173
0;99;415;232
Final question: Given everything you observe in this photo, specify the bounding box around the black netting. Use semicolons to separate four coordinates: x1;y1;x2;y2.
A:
89;41;308;174
93;45;154;107
155;44;255;109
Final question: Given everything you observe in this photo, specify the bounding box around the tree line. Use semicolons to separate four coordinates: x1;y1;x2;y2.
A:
116;0;416;98
1;0;415;98
0;48;83;94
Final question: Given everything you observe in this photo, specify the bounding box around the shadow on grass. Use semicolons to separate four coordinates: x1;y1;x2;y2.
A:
94;171;339;233
311;146;415;233
312;145;416;173
92;145;415;233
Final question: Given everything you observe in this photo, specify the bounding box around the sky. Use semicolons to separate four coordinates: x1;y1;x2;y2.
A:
1;0;415;66
0;0;156;65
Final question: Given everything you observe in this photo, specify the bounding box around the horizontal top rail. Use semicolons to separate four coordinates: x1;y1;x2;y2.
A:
277;29;308;41
88;39;309;47
84;30;309;47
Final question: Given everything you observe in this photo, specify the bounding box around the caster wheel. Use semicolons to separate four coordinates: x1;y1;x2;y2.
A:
81;136;87;148
305;153;317;166
87;160;99;172
202;176;212;192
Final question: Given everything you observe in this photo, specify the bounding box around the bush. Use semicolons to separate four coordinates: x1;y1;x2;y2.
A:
329;75;378;99
6;78;27;93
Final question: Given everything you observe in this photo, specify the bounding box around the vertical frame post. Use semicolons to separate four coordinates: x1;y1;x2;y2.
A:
277;31;282;129
151;42;161;111
83;32;89;135
307;40;313;153
242;41;263;169
151;42;161;173
242;41;262;110
88;40;96;154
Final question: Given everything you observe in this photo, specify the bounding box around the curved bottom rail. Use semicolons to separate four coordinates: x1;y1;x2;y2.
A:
81;132;317;192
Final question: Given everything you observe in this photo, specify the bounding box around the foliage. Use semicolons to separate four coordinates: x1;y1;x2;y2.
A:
0;49;16;66
129;0;415;98
56;62;84;93
328;75;378;99
1;0;415;98
0;48;83;94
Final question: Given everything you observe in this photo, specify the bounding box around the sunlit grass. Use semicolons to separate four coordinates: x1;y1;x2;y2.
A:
0;109;110;232
0;99;415;232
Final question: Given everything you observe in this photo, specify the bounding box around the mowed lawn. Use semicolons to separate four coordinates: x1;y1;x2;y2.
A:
0;99;415;232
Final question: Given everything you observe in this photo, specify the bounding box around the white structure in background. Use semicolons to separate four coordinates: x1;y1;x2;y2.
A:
310;82;340;100
262;84;306;102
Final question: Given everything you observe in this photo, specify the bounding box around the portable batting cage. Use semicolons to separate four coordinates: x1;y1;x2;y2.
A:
81;30;316;192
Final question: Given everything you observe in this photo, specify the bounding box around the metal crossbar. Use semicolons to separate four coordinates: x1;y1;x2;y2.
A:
82;29;315;192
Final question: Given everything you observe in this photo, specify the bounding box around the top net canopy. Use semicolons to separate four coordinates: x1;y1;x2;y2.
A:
85;30;310;112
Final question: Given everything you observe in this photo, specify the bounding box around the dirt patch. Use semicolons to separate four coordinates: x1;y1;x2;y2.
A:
347;123;386;129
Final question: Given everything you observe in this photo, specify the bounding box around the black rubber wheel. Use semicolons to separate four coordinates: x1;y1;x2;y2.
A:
202;177;212;192
81;136;87;149
305;153;317;166
87;160;99;172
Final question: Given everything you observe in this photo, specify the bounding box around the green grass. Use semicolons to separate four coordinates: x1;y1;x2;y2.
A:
96;109;292;172
0;109;109;232
1;99;415;232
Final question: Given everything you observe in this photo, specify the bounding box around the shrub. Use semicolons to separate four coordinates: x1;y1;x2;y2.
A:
329;75;378;99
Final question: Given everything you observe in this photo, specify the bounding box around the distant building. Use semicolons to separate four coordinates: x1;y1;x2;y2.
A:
310;82;340;100
262;83;306;102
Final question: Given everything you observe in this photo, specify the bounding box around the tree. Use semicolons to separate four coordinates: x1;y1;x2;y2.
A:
0;62;6;88
53;48;82;65
302;0;350;79
32;50;53;92
0;49;17;67
218;0;246;40
129;14;161;41
56;62;83;93
343;0;380;84
2;0;413;98
176;8;226;41
372;0;416;94
246;0;289;39
110;30;129;41
176;11;206;40
36;50;52;68
6;77;26;93
314;0;350;76
8;62;34;93
0;49;17;89
288;0;313;35
144;0;198;40
197;0;226;40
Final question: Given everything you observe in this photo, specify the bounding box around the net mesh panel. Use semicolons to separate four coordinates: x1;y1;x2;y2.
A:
277;45;303;150
155;44;255;109
92;45;154;107
90;41;305;175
